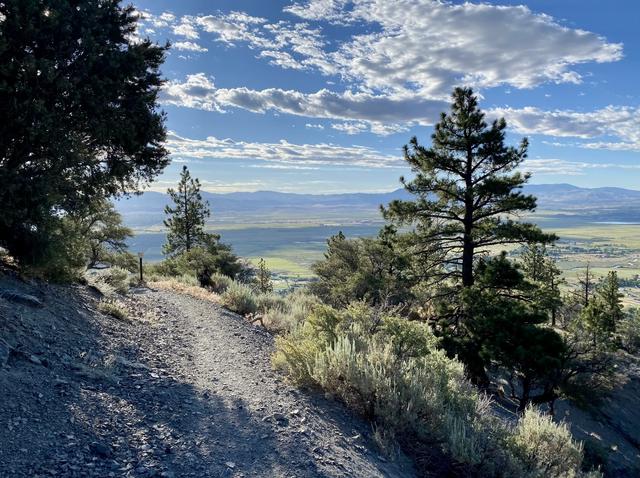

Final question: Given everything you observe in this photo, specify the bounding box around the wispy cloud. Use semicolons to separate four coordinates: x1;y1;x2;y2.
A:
523;158;640;176
165;131;402;168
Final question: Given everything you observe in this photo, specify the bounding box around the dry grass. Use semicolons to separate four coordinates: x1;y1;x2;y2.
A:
149;277;220;304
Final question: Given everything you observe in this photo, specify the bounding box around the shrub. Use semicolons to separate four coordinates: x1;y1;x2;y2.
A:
97;299;128;321
274;302;594;477
220;282;258;316
95;266;130;295
508;406;585;477
255;292;288;314
209;272;233;294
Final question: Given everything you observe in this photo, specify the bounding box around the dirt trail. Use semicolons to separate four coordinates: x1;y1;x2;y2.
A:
0;278;415;477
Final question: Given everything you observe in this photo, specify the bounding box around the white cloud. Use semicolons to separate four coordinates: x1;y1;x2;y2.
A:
305;123;325;130
287;0;622;97
523;158;640;176
173;20;199;39
162;74;640;146
494;105;640;151
148;179;267;193
165;131;401;168
161;73;447;128
173;41;208;52
145;3;633;142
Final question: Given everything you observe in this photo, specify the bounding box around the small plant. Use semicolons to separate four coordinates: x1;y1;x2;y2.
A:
255;258;273;293
256;292;288;314
220;282;258;316
96;266;130;295
97;299;128;321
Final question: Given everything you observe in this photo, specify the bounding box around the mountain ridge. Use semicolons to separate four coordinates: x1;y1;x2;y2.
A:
115;183;640;227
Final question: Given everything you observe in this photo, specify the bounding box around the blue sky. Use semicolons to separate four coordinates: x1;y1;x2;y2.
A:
132;0;640;193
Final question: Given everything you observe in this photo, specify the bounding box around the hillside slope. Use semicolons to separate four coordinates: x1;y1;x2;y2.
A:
0;274;415;477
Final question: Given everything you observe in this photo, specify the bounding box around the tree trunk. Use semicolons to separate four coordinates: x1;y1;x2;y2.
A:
462;233;474;287
518;376;532;413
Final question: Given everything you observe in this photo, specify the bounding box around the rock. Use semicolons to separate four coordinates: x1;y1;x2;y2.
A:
262;412;289;427
225;461;236;469
28;355;42;366
89;442;113;459
0;290;43;308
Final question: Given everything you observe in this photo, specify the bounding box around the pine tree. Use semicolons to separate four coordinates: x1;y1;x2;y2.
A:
598;271;624;324
163;166;211;256
576;263;596;307
520;244;563;326
384;88;554;291
578;272;623;349
384;88;557;385
0;1;169;265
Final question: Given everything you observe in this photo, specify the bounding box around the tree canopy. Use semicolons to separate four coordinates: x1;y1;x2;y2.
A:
163;166;211;257
384;87;554;290
0;0;169;264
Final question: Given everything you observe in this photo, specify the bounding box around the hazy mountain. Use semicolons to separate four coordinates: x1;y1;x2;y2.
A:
115;184;640;228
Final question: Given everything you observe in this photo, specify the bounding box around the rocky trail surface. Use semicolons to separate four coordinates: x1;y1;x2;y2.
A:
0;275;415;477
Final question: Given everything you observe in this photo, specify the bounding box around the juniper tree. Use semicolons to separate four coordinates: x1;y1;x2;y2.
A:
384;88;554;292
0;0;169;265
73;199;133;269
163;166;211;256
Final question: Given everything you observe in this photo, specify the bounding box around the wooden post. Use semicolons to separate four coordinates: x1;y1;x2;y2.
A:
138;252;144;283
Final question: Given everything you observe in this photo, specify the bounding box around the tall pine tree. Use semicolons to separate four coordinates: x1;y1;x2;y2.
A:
163;166;211;256
384;87;554;290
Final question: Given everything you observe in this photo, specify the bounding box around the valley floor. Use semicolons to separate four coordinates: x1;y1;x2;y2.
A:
0;276;415;477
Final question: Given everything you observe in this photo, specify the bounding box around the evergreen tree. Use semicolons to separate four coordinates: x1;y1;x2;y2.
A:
311;228;415;308
163;166;211;256
256;258;273;294
384;88;556;385
384;88;554;291
0;1;169;265
520;244;563;326
579;271;623;348
575;263;596;307
598;271;624;324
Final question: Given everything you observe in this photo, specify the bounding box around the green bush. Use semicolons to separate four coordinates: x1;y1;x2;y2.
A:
96;266;130;295
255;292;288;314
508;406;585;477
273;303;595;477
261;289;320;334
619;308;640;353
209;272;233;294
220;282;258;316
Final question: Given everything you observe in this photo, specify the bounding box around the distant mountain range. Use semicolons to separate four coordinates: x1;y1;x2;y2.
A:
115;183;640;228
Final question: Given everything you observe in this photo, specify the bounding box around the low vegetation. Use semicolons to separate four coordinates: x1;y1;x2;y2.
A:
97;299;128;321
272;303;596;477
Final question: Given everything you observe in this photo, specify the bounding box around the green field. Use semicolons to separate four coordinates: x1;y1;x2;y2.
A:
129;211;640;300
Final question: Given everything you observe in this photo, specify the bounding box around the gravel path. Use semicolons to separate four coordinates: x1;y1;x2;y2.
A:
0;279;416;478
